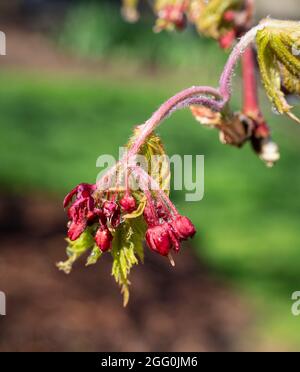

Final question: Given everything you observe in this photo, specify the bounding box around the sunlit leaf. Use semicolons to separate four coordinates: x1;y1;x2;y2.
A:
111;217;146;306
86;245;102;266
57;229;95;274
128;129;171;195
256;30;291;115
256;21;300;123
193;0;242;39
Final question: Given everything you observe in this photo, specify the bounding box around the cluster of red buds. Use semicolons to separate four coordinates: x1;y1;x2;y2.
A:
144;201;195;258
64;184;123;252
153;0;189;33
122;0;253;50
186;0;253;50
60;157;196;305
63;182;195;258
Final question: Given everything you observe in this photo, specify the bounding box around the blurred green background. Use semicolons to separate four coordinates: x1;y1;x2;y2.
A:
1;0;300;351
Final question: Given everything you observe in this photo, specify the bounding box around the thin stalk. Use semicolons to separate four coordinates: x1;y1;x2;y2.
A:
127;86;222;157
242;46;261;117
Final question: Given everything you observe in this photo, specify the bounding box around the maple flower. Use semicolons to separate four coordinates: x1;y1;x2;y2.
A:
145;215;195;256
143;199;180;256
145;223;173;256
154;0;188;32
95;226;114;252
63;183;96;210
141;185;195;256
64;183;96;241
119;193;137;213
171;215;196;240
156;200;170;220
102;200;121;228
103;200;118;217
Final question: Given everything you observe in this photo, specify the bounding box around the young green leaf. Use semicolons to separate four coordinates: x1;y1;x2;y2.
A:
111;217;146;306
195;0;242;39
256;21;300;124
57;229;95;274
281;64;300;96
128;129;171;195
86;245;103;267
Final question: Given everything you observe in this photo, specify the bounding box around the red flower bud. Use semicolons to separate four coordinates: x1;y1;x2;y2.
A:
159;5;187;31
68;220;86;241
143;203;158;227
219;29;236;50
64;184;96;240
63;186;78;209
145;224;172;257
67;199;89;241
63;183;95;208
86;208;104;226
156;201;170;220
95;227;113;252
102;201;121;228
111;210;121;229
103;201;118;218
223;10;236;23
171;216;196;240
173;14;187;31
119;194;136;213
167;225;181;253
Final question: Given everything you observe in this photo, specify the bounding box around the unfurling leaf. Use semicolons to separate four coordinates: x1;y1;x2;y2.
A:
281;64;300;96
128;129;171;195
111;217;147;306
256;20;300;123
192;0;243;40
86;245;103;266
57;229;95;274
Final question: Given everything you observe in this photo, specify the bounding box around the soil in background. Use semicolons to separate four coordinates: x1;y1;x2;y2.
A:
0;193;250;352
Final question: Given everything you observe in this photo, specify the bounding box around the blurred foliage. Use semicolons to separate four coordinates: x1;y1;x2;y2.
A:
58;1;227;68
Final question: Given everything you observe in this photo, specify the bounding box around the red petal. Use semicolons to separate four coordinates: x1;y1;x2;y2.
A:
145;225;172;257
67;220;87;241
63;186;78;208
171;216;196;240
103;201;118;218
119;194;136;213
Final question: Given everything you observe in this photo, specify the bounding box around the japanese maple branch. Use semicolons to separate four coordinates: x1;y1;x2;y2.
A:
96;86;223;190
96;19;295;192
219;24;263;102
129;21;281;158
127;86;223;157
